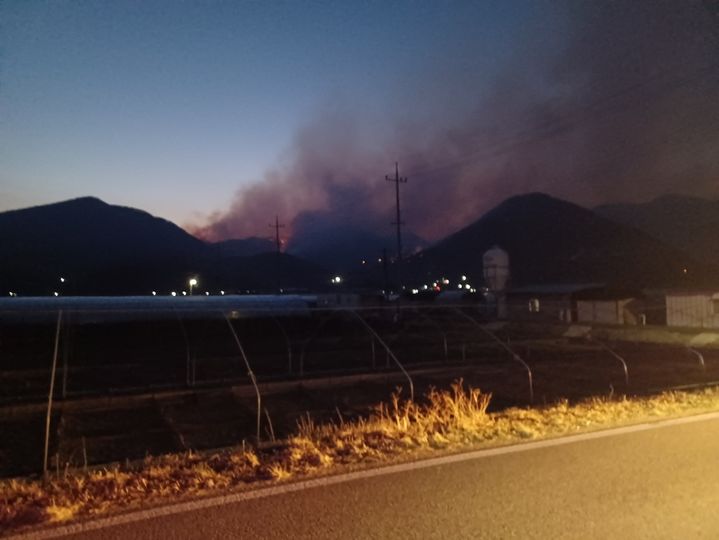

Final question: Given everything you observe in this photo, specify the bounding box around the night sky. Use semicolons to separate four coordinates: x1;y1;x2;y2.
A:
2;1;718;243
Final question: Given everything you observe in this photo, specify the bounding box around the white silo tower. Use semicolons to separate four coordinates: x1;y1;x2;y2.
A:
483;246;510;292
483;246;509;319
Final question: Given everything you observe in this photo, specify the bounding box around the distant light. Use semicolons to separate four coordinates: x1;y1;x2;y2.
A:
220;290;225;295
59;277;65;283
171;291;177;297
683;268;688;274
411;288;419;294
53;292;59;297
377;258;382;263
457;284;463;289
442;278;450;285
8;291;16;297
470;288;477;293
182;291;187;296
189;278;198;287
461;275;467;281
332;276;342;284
205;291;209;296
361;260;366;265
422;285;428;290
151;291;157;296
464;284;471;290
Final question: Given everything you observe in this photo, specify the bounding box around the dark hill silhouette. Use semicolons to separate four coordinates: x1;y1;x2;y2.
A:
203;252;328;292
0;198;327;294
287;222;427;273
211;237;275;258
0;197;207;293
596;194;719;265
404;193;718;289
0;196;206;262
3;193;714;295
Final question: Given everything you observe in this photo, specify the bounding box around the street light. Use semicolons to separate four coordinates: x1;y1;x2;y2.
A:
188;277;198;295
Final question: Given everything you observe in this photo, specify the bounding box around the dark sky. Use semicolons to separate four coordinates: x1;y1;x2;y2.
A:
3;1;718;242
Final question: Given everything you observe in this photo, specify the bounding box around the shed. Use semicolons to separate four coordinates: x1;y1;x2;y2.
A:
505;283;604;323
665;290;719;328
574;289;644;325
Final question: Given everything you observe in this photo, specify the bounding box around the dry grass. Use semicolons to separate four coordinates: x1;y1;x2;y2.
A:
3;380;719;534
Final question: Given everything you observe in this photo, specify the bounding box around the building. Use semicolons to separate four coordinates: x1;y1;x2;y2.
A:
575;289;644;325
505;283;604;323
665;290;719;328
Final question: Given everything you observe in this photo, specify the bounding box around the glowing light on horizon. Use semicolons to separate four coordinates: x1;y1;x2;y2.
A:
188;277;198;295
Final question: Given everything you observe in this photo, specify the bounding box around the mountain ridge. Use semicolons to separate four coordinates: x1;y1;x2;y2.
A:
3;192;717;294
0;197;326;294
404;192;718;289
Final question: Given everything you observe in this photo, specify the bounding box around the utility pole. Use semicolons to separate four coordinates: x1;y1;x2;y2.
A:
386;163;407;313
269;215;285;294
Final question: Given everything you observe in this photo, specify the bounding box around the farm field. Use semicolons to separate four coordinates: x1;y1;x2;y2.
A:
2;305;719;478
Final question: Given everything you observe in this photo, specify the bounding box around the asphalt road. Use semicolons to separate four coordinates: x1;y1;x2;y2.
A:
16;415;719;539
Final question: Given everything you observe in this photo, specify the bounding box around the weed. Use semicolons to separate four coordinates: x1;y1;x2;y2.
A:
2;380;719;533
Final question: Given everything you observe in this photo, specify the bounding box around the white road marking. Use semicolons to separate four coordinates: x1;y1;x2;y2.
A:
8;410;719;540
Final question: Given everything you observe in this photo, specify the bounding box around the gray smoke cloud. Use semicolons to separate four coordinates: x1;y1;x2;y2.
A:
190;0;719;244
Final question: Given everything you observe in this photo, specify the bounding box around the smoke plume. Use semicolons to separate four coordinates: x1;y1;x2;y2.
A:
191;0;719;245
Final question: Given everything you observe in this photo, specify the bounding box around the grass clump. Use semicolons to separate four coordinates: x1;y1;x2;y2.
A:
0;448;264;531
3;380;719;534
